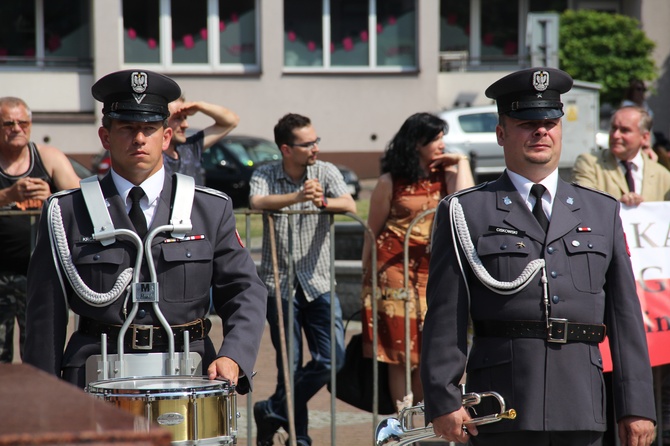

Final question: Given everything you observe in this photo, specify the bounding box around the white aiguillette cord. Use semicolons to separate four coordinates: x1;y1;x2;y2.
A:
48;198;132;307
448;196;550;323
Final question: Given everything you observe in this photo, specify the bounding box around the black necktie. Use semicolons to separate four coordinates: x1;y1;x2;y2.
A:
128;187;147;237
622;161;635;193
530;184;549;233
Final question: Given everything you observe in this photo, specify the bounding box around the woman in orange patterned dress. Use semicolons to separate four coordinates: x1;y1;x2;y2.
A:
361;112;474;411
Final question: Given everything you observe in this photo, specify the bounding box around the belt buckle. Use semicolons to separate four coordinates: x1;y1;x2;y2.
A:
547;318;568;343
132;324;154;350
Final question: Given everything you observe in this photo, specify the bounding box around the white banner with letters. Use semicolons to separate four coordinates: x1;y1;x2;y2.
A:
600;201;670;371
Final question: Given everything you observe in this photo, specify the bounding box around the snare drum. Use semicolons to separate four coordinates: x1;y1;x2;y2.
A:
87;376;236;445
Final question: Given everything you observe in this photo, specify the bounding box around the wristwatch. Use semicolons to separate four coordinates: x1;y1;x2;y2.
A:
318;196;328;209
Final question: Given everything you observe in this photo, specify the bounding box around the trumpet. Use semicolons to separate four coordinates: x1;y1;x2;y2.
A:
375;387;517;446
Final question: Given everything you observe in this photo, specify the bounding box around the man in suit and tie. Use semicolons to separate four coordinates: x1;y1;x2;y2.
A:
572;106;670;206
421;68;656;446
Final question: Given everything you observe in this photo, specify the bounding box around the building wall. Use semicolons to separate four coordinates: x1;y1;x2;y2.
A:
641;0;670;139
86;0;443;178
2;0;668;176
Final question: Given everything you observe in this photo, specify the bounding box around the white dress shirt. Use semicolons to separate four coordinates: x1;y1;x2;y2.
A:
507;168;559;221
111;167;165;228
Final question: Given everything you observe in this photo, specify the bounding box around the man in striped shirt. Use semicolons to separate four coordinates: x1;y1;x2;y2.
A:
249;113;356;446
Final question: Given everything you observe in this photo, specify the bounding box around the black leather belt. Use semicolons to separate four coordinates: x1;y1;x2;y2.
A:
474;319;606;344
78;316;212;350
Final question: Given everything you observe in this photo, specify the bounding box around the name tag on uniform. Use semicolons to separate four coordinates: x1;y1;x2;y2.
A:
488;226;526;237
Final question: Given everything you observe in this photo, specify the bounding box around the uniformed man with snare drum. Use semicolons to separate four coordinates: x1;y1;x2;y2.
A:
421;68;656;446
23;70;267;393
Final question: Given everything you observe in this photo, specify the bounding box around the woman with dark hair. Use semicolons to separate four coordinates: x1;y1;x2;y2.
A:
360;112;474;411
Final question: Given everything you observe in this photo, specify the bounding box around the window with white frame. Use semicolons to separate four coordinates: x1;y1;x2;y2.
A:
122;0;258;71
284;0;417;71
0;0;91;68
439;0;567;69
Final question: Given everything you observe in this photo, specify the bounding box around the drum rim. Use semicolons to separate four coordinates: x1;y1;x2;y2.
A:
86;375;231;396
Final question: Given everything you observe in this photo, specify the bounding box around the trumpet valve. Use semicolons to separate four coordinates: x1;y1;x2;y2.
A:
500;409;517;420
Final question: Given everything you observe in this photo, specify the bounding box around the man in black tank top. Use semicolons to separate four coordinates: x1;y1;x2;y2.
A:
0;96;80;363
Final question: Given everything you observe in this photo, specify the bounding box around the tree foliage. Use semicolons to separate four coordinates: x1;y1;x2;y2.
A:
559;9;656;105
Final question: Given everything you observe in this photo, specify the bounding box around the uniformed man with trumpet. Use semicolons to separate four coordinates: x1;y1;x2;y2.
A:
24;70;267;392
421;68;656;446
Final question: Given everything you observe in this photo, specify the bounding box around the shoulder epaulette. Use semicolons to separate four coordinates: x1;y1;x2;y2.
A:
195;185;229;200
571;182;618;201
437;181;488;206
50;187;80;199
450;181;489;199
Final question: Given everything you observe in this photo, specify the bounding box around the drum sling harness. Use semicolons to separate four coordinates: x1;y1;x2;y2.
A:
46;173;195;307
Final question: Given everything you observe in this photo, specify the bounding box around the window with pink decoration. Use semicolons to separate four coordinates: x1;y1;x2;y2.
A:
122;0;258;70
284;0;417;70
0;0;91;68
439;0;567;71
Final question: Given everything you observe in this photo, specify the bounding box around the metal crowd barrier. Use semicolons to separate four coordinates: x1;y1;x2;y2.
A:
234;208;379;446
0;209;41;252
233;207;440;446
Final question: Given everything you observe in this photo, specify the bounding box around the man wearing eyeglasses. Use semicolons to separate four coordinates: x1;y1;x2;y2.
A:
249;113;356;446
0;96;80;363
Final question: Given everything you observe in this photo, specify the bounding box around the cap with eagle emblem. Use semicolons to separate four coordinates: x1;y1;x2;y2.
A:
91;69;181;122
485;67;573;120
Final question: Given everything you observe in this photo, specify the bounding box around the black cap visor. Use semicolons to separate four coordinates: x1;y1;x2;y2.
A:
506;107;564;120
106;111;166;122
102;94;169;122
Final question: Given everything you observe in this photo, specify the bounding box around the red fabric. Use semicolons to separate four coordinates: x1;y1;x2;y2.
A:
600;279;670;371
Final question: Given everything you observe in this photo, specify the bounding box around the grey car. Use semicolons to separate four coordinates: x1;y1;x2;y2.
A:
438;105;502;181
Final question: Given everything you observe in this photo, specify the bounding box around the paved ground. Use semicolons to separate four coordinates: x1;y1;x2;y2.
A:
230;318;389;446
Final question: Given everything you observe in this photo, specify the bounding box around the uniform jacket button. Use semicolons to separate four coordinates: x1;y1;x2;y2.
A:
551;271;558;278
500;244;507;250
547;246;555;254
552;295;560;304
186;251;192;258
93;254;101;260
138;309;147;318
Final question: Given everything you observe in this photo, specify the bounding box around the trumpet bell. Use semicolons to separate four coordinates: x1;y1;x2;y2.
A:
374;388;517;446
375;416;435;446
375;417;401;446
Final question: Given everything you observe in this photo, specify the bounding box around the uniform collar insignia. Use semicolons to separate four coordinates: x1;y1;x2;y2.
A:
503;196;512;205
566;197;574;205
